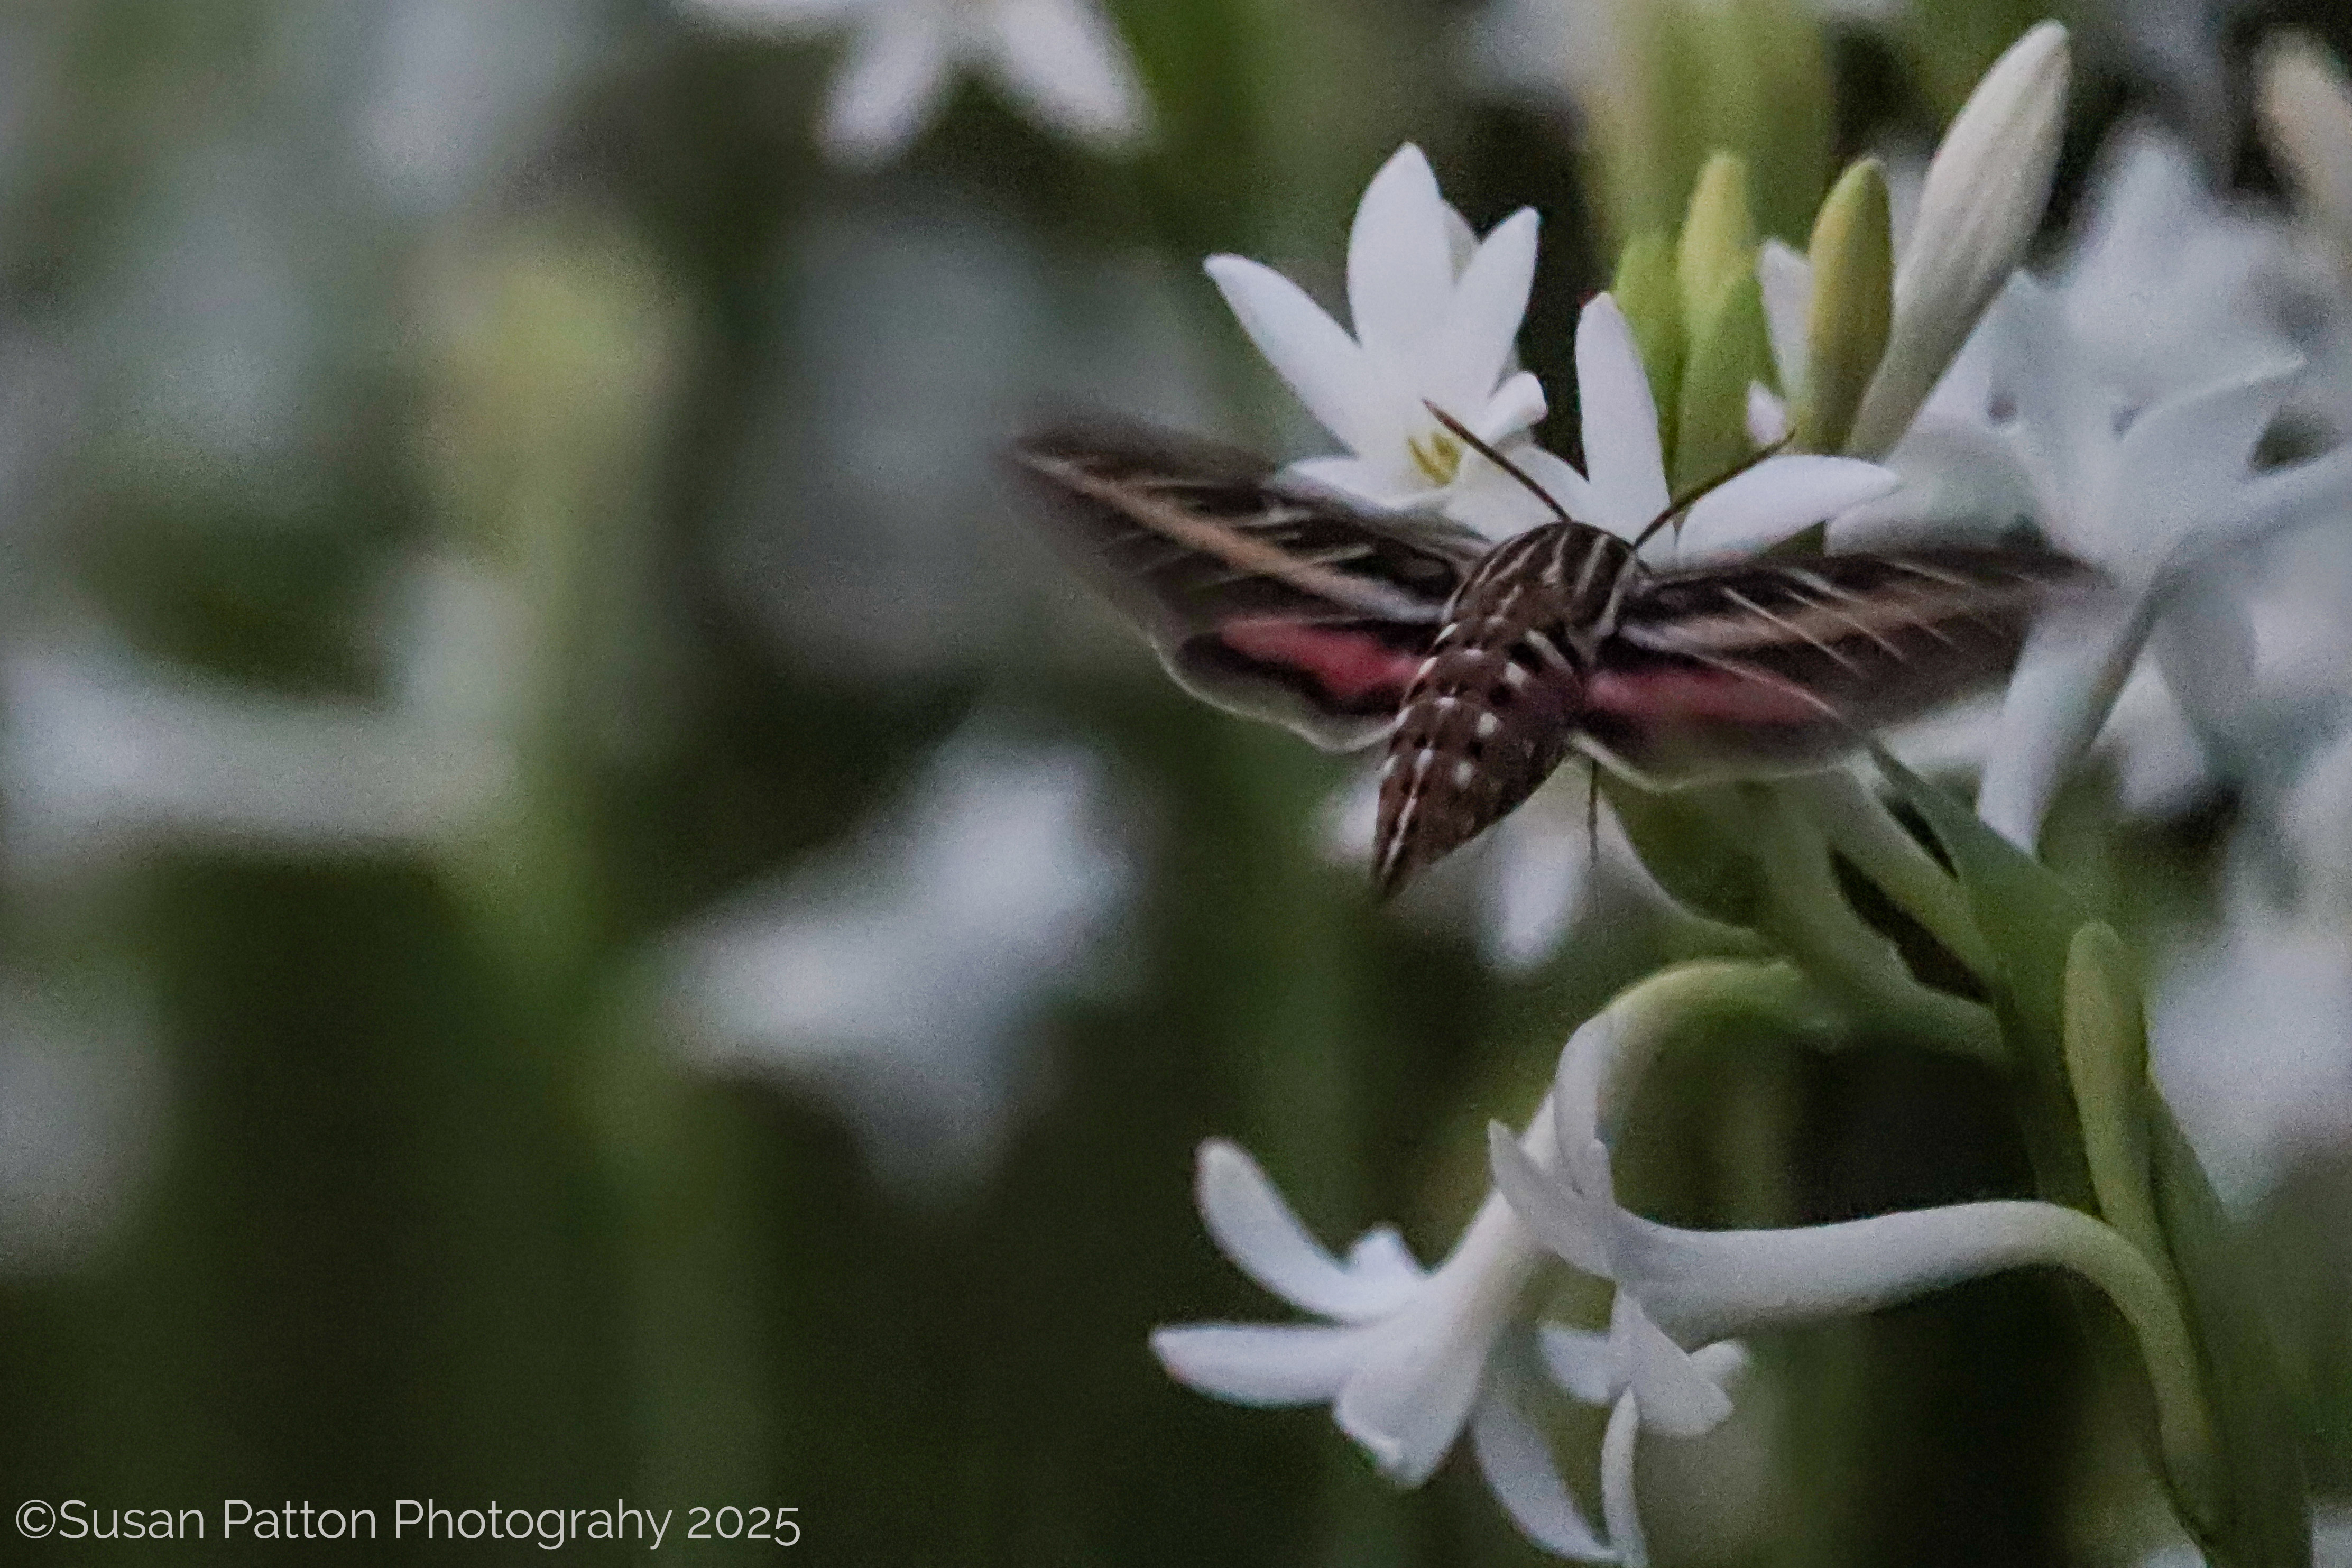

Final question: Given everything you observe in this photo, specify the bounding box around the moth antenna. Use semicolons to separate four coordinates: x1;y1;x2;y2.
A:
1423;402;1571;527
1630;436;1794;554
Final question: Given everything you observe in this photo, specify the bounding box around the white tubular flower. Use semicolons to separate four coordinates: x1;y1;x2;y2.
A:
1846;22;2070;458
682;0;1148;164
1151;1132;1617;1560
1205;145;1558;540
1485;989;2216;1563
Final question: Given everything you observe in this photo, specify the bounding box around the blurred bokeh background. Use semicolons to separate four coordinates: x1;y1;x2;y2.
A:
4;0;2352;1562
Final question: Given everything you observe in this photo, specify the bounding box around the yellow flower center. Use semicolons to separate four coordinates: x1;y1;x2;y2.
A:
1407;428;1463;486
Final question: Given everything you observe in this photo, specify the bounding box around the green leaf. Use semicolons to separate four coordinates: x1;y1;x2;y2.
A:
2145;1094;2314;1567
1866;745;2096;1205
1602;777;1768;931
2063;924;2165;1264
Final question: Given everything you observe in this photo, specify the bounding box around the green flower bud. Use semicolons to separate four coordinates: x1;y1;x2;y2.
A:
1677;152;1757;333
1674;270;1774;492
1613;231;1687;461
1794;159;1894;454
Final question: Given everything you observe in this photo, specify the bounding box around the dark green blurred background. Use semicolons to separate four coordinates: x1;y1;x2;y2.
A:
0;2;2349;1563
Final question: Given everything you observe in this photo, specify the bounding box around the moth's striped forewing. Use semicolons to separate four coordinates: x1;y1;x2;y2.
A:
1012;422;1487;750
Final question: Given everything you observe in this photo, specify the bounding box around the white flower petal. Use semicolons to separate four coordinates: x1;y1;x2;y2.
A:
1689;1339;1753;1392
1488;1121;1612;1275
2110;363;2300;567
1445;443;1591;539
1537;1322;1617;1405
1150;1322;1366;1405
1600;1390;1649;1568
982;0;1149;150
1344;1225;1427;1292
1747;383;1790;448
1977;611;2146;851
1285;453;1422;510
1471;370;1550;447
1757;238;1813;391
1610;1293;1733;1438
1348;146;1459;369
1205;255;1394;459
1674;455;1901;559
1334;1303;1498;1485
1195;1139;1422;1322
819;7;957;162
1471;1383;1617;1561
1574;295;1671;534
685;0;869;32
1432;208;1542;414
1480;811;1593;971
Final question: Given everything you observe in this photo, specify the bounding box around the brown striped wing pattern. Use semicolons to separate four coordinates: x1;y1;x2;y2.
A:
1011;422;1489;751
1582;546;2099;786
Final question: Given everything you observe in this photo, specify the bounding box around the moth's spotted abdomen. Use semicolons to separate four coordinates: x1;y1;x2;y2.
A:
1371;523;1638;896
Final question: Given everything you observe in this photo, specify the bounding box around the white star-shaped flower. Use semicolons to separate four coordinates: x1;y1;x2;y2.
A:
1205;145;1559;539
1150;1133;1622;1560
684;0;1149;164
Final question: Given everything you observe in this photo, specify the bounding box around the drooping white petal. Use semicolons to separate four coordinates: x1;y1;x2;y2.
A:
982;0;1150;151
1609;1293;1731;1439
2107;362;2301;570
1674;455;1901;559
1746;383;1790;447
1600;1390;1649;1568
1537;1321;1616;1404
1431;208;1542;415
1574;296;1671;533
1150;1322;1367;1405
1348;146;1460;369
1977;612;2148;851
1333;1191;1547;1485
1471;369;1551;446
819;5;957;163
1756;238;1813;392
1471;1383;1616;1561
1489;1121;1612;1275
1195;1139;1424;1321
1205;255;1393;460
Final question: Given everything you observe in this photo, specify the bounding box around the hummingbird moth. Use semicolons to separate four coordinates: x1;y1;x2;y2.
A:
1013;417;2090;897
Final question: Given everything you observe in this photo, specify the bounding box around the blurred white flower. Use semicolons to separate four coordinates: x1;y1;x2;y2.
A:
0;557;520;876
1488;978;2213;1563
2152;884;2352;1210
665;727;1131;1193
683;0;1148;163
2260;31;2352;283
1151;1131;1618;1560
